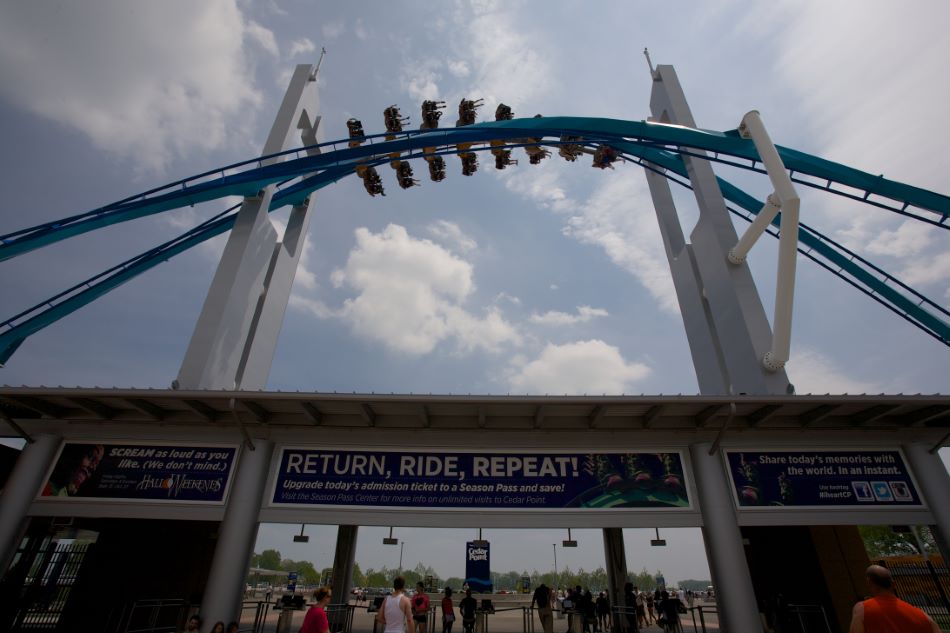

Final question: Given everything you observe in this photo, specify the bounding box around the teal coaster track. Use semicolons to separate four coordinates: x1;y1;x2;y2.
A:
1;117;948;365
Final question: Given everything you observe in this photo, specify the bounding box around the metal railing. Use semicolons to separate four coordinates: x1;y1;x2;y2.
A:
686;604;718;633
238;600;269;633
122;598;193;633
326;602;356;633
785;604;832;633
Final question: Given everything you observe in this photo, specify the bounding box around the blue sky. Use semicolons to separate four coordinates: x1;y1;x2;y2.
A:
0;1;948;581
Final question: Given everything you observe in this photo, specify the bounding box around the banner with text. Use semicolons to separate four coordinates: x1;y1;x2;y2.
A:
465;541;491;592
725;450;922;508
38;442;237;503
271;449;690;509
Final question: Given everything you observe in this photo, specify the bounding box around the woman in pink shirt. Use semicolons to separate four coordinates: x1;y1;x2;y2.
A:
300;587;332;633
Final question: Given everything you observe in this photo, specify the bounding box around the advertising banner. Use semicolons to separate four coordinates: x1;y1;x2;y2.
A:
272;449;690;509
38;442;237;503
725;449;922;508
465;541;491;593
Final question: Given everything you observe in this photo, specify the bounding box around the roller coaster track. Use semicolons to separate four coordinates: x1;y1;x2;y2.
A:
1;118;948;364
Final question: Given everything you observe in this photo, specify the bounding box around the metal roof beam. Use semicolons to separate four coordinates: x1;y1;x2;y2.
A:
588;405;606;429
124;398;166;421
6;396;67;419
899;405;950;427
747;404;781;428
534;406;546;429
68;397;117;420
800;404;839;428
694;405;722;428
360;403;376;426
642;405;663;428
300;401;322;425
181;399;218;423
847;404;900;427
240;400;270;424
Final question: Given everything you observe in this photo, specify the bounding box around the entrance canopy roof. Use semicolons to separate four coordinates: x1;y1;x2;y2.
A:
1;387;948;436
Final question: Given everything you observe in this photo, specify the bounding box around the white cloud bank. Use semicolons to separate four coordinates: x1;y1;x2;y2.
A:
427;220;478;252
0;1;270;173
530;306;608;326
788;347;882;395
508;340;650;394
294;224;520;355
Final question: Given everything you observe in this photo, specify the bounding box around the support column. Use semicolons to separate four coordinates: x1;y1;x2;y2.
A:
647;63;791;396
0;434;61;576
200;440;273;631
602;528;628;632
329;526;358;621
690;443;763;633
902;442;950;562
175;62;321;391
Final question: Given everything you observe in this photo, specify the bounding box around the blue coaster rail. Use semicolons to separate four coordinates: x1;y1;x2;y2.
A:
1;117;948;365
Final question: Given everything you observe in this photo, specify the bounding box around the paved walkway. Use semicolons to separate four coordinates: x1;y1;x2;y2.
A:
246;600;720;633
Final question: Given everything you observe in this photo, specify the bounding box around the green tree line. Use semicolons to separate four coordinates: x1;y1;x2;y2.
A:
249;551;708;593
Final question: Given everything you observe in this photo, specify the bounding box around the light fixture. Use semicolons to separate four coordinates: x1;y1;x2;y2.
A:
472;528;489;547
383;526;399;545
293;524;309;543
562;528;577;547
650;528;667;547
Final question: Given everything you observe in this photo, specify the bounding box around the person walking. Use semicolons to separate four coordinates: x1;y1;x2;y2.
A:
645;593;655;626
582;590;596;633
595;591;609;632
849;564;939;632
411;582;430;633
459;589;477;633
442;587;456;633
634;588;646;630
300;587;332;633
533;583;554;633
622;583;637;633
377;577;413;633
657;591;683;633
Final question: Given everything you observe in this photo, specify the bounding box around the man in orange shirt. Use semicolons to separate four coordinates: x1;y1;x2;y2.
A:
849;565;939;633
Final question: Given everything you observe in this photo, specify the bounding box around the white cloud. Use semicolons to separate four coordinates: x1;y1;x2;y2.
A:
402;64;441;102
898;250;950;288
288;38;317;59
549;284;559;290
305;224;520;355
452;1;556;110
289;295;338;319
508;340;650;394
530;306;608;326
565;172;679;313
493;292;521;306
447;60;471;78
866;222;935;259
500;161;677;313
427;220;478;252
321;19;345;40
751;1;950;297
788;347;882;395
354;18;369;41
0;1;266;173
245;19;279;57
501;163;574;213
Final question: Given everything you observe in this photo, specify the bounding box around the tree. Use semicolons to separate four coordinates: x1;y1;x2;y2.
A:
257;549;282;571
678;579;711;592
859;525;936;558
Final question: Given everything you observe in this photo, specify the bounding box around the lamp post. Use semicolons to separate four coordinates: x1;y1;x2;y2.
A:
399;542;405;574
552;544;558;584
